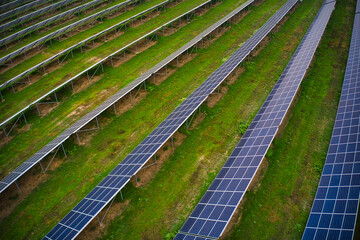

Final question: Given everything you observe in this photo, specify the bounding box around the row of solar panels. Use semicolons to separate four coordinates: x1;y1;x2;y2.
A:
0;0;215;137
0;0;39;14
0;0;137;62
0;0;231;194
175;0;337;239
302;0;360;239
44;0;299;238
0;0;80;32
0;0;170;94
0;0;51;21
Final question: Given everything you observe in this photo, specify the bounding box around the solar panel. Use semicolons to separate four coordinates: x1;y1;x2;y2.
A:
0;0;139;61
302;4;360;240
176;1;336;239
0;0;88;32
0;0;172;92
44;0;296;239
0;0;253;197
0;0;37;14
0;0;49;21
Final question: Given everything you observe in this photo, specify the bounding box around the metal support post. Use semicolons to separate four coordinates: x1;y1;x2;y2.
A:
15;182;22;195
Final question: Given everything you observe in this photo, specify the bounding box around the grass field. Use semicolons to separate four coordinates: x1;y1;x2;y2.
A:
0;0;357;239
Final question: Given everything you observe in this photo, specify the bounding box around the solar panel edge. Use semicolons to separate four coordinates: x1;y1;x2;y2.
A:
177;1;336;239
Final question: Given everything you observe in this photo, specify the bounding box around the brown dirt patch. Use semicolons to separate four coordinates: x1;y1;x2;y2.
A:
111;40;156;68
0;47;42;74
78;199;131;240
188;112;205;130
72;75;103;94
131;132;186;187
114;89;147;116
0;133;14;148
37;102;60;117
208;85;228;108
0;156;64;221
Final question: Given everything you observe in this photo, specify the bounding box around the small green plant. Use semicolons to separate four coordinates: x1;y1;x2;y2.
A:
238;120;250;135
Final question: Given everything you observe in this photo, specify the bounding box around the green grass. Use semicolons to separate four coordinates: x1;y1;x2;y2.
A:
0;0;251;176
226;0;355;239
0;0;166;81
0;0;333;239
0;0;129;57
0;0;209;121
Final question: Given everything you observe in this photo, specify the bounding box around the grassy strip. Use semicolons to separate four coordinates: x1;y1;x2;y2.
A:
0;0;166;81
0;0;129;57
0;0;244;174
0;0;208;121
225;0;355;239
0;0;293;238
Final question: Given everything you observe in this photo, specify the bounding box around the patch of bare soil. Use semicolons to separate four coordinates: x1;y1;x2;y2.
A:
220;158;269;239
114;89;147;116
66;104;88;118
111;40;156;68
188;112;205;130
131;132;186;187
0;47;42;74
228;66;245;85
72;75;102;94
75;115;111;145
208;85;228;108
0;156;64;221
16;123;32;134
78;200;131;240
0;133;14;148
37;102;60;118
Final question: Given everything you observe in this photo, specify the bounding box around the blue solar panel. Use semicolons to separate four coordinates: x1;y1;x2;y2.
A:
302;4;360;240
176;1;336;239
44;1;256;239
1;0;250;196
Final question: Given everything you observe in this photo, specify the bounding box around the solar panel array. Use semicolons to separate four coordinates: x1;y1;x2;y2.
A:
0;0;80;32
302;2;360;240
0;0;169;91
44;0;299;239
0;0;138;61
0;0;252;197
0;0;37;14
0;0;221;132
175;1;336;239
0;0;50;21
